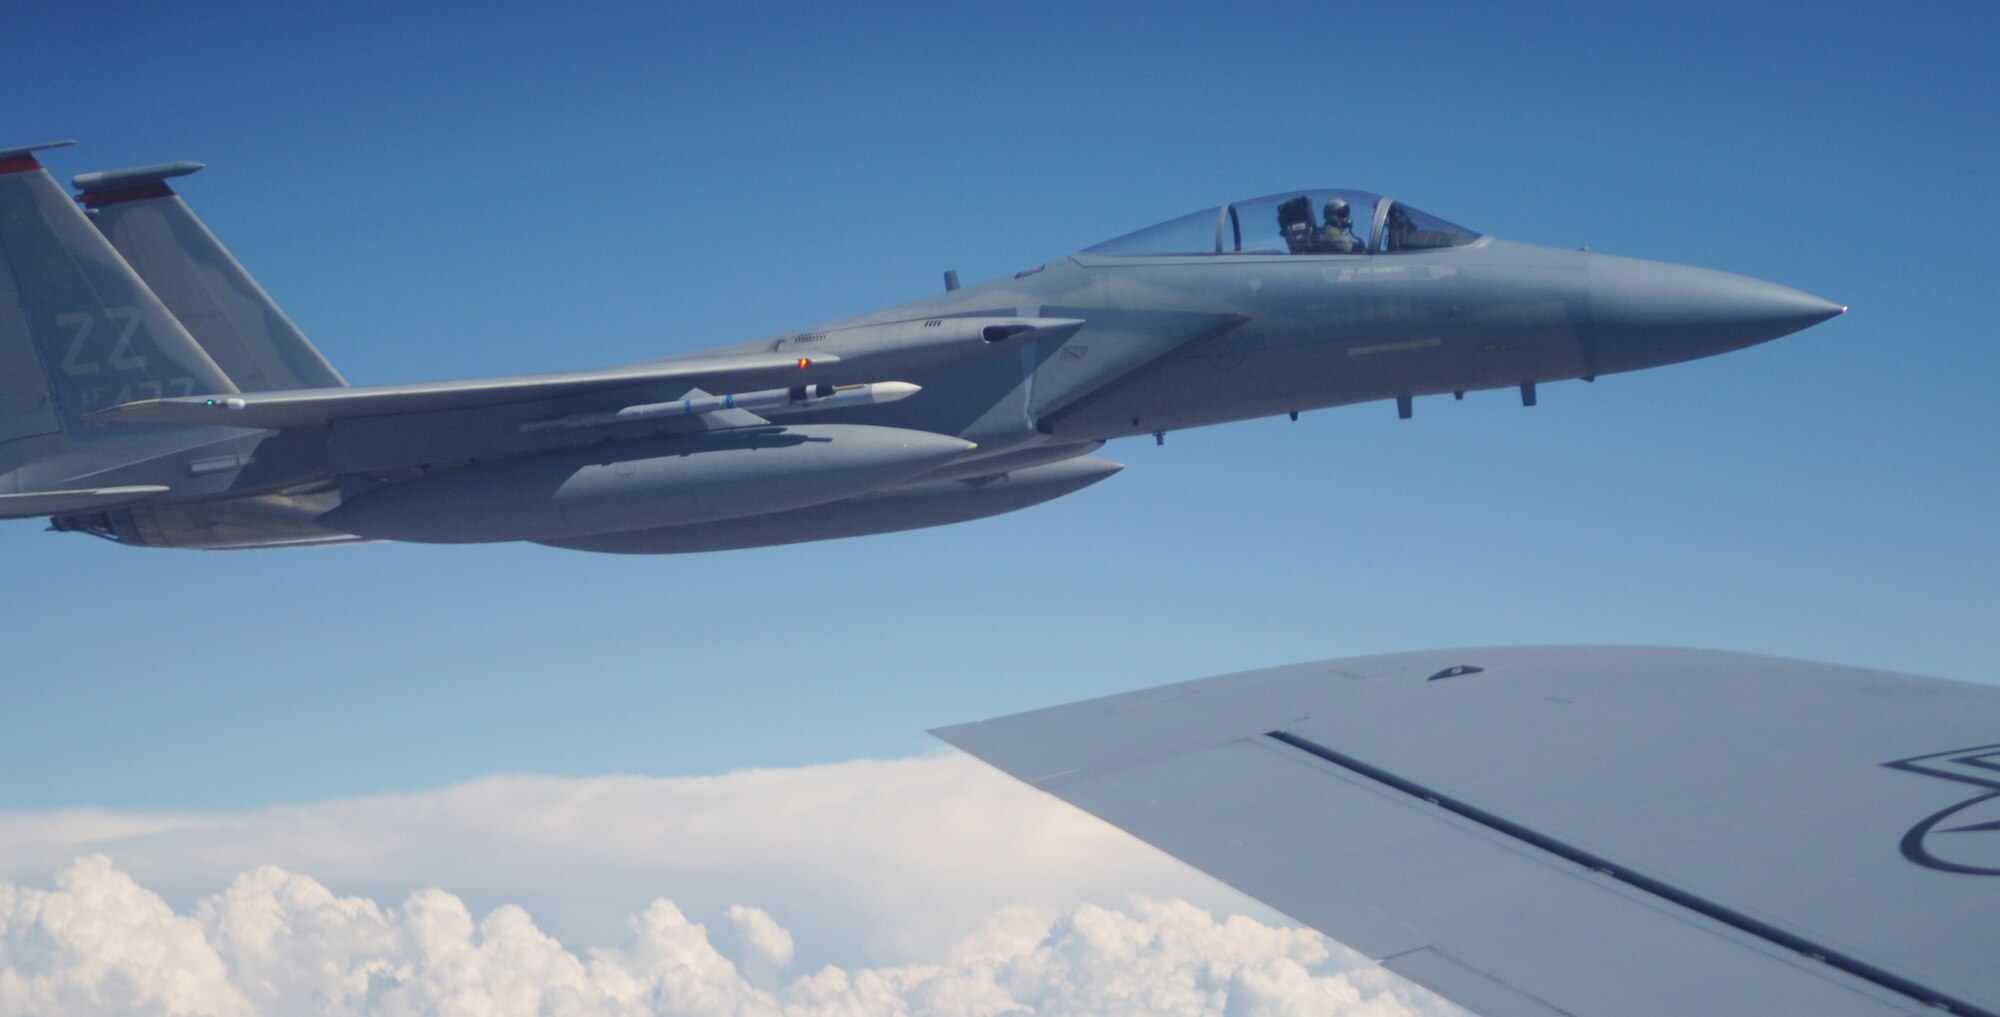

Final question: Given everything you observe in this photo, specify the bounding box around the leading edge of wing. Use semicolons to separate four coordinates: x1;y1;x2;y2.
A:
934;646;2000;1017
82;352;840;429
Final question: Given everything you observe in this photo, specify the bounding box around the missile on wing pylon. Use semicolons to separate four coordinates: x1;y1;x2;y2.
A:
520;381;919;434
317;424;974;544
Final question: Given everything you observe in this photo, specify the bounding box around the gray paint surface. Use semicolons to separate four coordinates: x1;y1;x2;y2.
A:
545;453;1121;553
935;646;2000;1017
0;153;1844;552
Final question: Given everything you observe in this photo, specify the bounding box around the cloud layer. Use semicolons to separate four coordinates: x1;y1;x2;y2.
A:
1;755;1251;961
0;754;1461;1015
0;857;1451;1017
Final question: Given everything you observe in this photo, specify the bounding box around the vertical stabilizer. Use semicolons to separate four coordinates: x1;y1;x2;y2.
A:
0;141;236;453
76;162;346;391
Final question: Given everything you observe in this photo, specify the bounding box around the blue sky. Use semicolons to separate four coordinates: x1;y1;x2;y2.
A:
3;0;1996;812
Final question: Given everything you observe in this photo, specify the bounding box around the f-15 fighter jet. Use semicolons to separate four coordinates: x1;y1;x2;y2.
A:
0;141;1842;552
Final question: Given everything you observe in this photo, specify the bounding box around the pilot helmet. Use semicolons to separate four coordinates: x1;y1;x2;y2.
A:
1324;198;1351;225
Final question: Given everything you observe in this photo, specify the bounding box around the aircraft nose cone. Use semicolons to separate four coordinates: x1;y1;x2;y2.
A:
1588;254;1843;373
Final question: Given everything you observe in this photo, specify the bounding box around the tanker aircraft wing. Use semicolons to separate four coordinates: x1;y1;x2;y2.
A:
935;646;2000;1017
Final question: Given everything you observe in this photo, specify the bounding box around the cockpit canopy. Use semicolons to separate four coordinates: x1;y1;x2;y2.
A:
1083;190;1480;257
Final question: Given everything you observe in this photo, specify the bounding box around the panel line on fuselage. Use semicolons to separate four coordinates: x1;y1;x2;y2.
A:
1347;338;1444;357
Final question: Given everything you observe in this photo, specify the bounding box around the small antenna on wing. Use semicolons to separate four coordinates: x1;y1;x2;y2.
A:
943;270;960;292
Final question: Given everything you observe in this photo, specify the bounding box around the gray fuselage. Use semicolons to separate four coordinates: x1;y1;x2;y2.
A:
8;178;1839;552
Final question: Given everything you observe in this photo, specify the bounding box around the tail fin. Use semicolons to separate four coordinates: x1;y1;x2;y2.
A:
0;141;237;465
75;162;346;392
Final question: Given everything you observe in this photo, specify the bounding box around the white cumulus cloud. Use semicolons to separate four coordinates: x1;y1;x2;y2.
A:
0;857;1453;1017
719;904;793;977
0;754;1464;1016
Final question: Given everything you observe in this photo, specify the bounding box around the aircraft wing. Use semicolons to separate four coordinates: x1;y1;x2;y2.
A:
933;646;2000;1017
0;485;169;519
83;353;836;429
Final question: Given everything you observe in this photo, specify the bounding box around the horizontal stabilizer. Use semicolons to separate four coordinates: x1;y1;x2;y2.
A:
0;485;168;519
85;353;843;429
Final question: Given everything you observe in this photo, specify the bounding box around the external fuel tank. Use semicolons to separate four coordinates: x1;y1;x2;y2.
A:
319;424;975;543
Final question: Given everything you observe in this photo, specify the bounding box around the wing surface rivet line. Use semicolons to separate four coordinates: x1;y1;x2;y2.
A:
1263;729;1996;1017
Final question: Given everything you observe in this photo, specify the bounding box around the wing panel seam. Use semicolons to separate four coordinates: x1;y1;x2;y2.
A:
1264;729;1990;1017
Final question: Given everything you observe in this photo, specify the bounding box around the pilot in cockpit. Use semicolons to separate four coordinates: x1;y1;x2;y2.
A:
1280;195;1364;254
1318;198;1362;254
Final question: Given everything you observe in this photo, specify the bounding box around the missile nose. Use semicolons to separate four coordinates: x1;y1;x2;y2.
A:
1587;253;1843;373
897;431;982;470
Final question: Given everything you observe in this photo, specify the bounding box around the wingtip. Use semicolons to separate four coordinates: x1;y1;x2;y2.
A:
926;723;971;744
73;161;205;198
0;140;77;160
